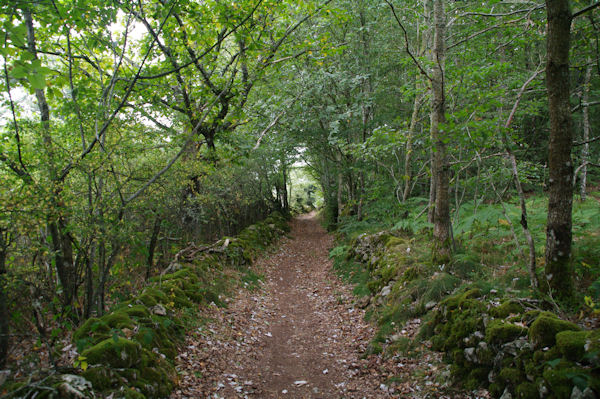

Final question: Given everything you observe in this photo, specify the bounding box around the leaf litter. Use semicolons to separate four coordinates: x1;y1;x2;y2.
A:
170;213;487;398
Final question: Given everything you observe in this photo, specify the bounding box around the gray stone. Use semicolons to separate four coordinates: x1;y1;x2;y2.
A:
499;387;513;399
381;285;392;297
152;303;167;316
464;347;477;363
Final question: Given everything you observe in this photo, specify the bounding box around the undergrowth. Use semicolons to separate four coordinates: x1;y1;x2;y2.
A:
329;192;600;398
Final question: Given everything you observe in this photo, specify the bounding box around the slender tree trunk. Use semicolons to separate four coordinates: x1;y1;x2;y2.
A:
544;0;574;298
25;10;77;309
336;151;343;223
146;214;162;281
357;3;372;221
502;68;543;290
428;151;436;224
580;58;592;200
0;229;9;369
403;1;429;202
430;0;451;263
282;161;289;211
403;90;423;202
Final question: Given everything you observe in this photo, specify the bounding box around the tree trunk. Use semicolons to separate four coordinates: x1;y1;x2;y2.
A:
403;0;429;202
580;58;591;200
544;0;574;298
0;229;9;368
430;0;451;263
403;90;423;202
25;10;78;309
357;2;372;221
282;161;289;211
428;151;436;224
336;151;343;223
146;214;162;281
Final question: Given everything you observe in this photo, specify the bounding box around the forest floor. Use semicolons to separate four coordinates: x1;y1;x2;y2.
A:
170;213;486;398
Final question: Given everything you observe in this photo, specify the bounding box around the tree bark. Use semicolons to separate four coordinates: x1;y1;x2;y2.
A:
403;0;429;202
336;151;343;223
25;10;77;309
544;0;574;298
403;90;423;202
580;58;591;200
0;229;8;369
357;2;372;221
431;0;451;263
503;68;544;290
282;161;289;211
146;214;162;281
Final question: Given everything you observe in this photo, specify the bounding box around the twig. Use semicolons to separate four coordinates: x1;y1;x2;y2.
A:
385;0;432;80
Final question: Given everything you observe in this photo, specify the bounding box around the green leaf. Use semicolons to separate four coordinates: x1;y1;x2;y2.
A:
28;73;46;90
10;65;26;79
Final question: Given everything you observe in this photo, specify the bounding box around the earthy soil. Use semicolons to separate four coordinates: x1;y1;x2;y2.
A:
171;213;483;398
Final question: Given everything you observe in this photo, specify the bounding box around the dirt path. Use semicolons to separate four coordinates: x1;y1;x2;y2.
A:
170;213;465;398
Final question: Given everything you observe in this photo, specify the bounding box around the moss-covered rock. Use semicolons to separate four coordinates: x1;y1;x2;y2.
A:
82;366;120;391
498;367;524;386
159;283;193;308
139;287;169;306
121;388;146;399
485;320;528;345
490;300;525;319
555;330;590;362
100;311;135;330
529;314;580;348
122;304;151;319
515;382;538;399
73;317;110;343
82;337;143;369
542;362;587;399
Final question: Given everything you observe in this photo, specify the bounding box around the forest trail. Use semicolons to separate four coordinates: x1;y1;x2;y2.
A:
170;213;465;399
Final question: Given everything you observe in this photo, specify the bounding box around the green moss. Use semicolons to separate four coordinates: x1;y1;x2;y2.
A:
139;365;173;397
524;359;541;378
515;382;538;399
82;337;143;369
73;317;110;342
100;311;135;330
140;287;169;305
122;388;146;399
123;304;151;318
529;314;580;348
585;330;600;365
160;283;193;308
490;300;525;319
488;382;503;397
520;310;556;325
133;325;177;359
136;292;157;307
464;368;488;390
485;320;527;345
499;367;524;386
542;363;585;399
555;330;590;362
385;236;407;249
82;366;119;390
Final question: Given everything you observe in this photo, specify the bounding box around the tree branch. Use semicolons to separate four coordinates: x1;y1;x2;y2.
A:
385;0;432;80
573;2;600;19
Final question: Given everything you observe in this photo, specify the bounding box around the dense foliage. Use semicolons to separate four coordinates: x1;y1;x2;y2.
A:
1;0;599;397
